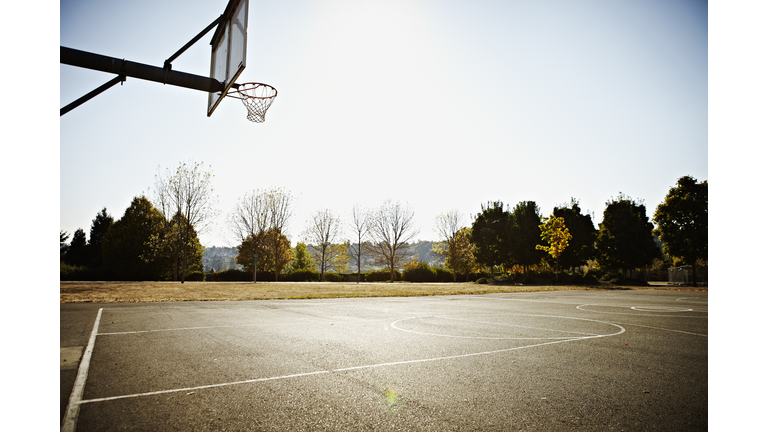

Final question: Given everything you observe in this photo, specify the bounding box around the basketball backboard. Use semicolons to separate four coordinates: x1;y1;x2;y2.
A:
207;0;249;117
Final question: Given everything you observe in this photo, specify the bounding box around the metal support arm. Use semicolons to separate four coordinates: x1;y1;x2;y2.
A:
60;74;125;116
164;14;224;70
60;46;226;115
61;47;224;92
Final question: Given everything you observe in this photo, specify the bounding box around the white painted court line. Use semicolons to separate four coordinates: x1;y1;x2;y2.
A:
98;317;373;336
76;370;332;405
576;304;708;317
391;315;622;340
605;321;707;337
61;308;103;432
448;316;602;337
98;323;276;336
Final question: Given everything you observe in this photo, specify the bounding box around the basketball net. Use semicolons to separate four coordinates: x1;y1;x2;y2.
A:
230;83;277;123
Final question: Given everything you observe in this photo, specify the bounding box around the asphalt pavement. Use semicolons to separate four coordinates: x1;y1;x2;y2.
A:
60;290;708;431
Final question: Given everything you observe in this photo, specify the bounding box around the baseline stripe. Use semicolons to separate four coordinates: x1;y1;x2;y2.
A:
61;308;103;432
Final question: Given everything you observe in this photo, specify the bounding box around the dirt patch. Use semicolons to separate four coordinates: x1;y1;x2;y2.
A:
60;281;706;303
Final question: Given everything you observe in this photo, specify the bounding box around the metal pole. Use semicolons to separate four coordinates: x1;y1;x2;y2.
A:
61;46;225;93
60;74;125;116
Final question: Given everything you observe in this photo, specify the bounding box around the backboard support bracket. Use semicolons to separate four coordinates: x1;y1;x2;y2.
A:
163;14;225;72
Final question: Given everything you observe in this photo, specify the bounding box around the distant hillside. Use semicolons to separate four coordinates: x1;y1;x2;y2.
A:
413;241;444;267
203;246;242;272
204;242;446;274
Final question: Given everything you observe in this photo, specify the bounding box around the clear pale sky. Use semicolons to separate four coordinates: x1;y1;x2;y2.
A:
60;0;709;248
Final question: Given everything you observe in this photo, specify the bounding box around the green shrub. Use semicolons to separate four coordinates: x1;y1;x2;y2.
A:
60;262;86;280
600;271;623;284
566;271;599;284
322;272;343;282
402;262;438;282
60;262;115;281
581;273;599;284
284;269;320;282
476;277;488;284
341;273;360;282
185;271;206;282
365;268;401;282
212;269;251;281
464;270;490;282
434;267;454;282
528;270;555;284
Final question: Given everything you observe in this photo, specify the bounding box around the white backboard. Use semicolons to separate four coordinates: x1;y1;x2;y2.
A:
207;0;249;116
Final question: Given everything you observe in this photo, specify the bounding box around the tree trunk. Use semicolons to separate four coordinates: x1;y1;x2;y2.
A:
273;242;280;282
320;248;326;282
357;258;361;284
691;262;698;287
181;250;186;284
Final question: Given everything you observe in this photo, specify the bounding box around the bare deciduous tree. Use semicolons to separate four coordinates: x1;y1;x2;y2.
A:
228;187;294;281
302;208;343;281
153;161;219;283
369;200;419;282
349;204;372;283
433;209;467;282
228;190;269;243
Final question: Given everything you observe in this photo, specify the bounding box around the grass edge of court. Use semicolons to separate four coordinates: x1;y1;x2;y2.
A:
60;281;707;303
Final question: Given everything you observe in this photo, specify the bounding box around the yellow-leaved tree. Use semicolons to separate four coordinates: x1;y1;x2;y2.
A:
535;216;572;283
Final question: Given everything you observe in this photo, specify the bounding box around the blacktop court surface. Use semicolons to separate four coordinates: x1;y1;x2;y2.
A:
60;290;707;431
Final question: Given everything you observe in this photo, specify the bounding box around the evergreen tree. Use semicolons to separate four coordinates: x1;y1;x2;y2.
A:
65;228;89;266
653;176;708;286
596;194;660;272
102;196;167;280
88;207;113;268
470;201;511;275
552;199;598;270
60;231;70;261
509;201;545;274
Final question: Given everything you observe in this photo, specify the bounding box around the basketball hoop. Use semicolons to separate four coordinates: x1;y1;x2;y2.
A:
227;82;277;123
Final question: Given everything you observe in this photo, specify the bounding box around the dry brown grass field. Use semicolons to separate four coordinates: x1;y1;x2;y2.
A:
60;281;706;303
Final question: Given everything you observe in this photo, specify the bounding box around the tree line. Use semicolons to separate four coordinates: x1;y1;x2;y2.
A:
60;161;707;286
61;162;214;282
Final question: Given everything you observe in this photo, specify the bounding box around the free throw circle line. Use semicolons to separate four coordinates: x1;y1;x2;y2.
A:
448;315;602;336
630;306;693;312
577;304;708;316
391;314;623;340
